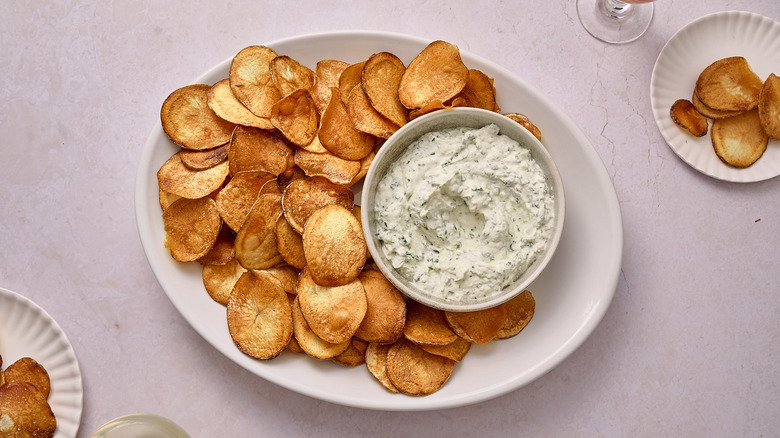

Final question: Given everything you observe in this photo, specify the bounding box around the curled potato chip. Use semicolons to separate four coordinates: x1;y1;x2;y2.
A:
339;60;368;104
362;51;408;127
157;152;229;199
348;147;376;187
354;270;406;344
197;226;236;265
758;73;780;140
227;270;292;359
445;305;507;344
275;216;306;270
398;40;469;110
270;55;315;97
229;45;281;118
291;295;351;359
161;84;236;150
0;383;57;437
418;336;471;362
3;357;51;399
403;301;458;346
296;268;367;344
347;84;399;139
312;59;350;115
711;110;768;168
386;339;455;396
207;79;274;130
332;337;369;367
408;97;467;120
303;204;367;287
695;56;763;111
228;125;294;176
234;193;284;269
216;170;275;231
179;143;230;171
294;148;361;185
159;189;181;211
281;176;355;234
691;92;744;120
503;113;542;142
162;197;222;262
497;289;535;339
202;258;246;305
270;89;319;146
670;99;709;137
463;69;498;111
365;342;399;393
319;87;376;160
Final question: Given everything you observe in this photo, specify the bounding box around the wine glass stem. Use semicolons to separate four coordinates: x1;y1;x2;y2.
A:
603;0;633;19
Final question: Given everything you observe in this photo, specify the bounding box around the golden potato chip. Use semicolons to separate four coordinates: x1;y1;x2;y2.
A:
362;51;408;127
302;204;367;287
296;268;367;344
347;84;399;139
365;342;399;393
261;265;300;295
228;125;294;177
277;165;306;190
464;69;497;111
339;60;368;104
497;290;535;339
229;45;281;118
202;258;246;305
386;339;455;396
312;59;350;115
670;99;709;137
711;110;768;168
695;56;763;111
0;383;57;437
3;357;50;399
291;295;351;359
503;113;542;142
234;193;284;269
445;305;507;345
319;87;376;160
691;92;744;120
270;55;315;96
418;336;471;362
294;147;361;185
403;301;458;346
159;189;181;211
398;40;469;110
299;128;330;154
275;216;306;270
157;152;229;199
332;337;369;367
162;197;221;262
207;78;274;130
348;147;376;187
271;89;319;146
179;143;230;171
161;84;236;150
216;170;275;232
354;270;406;344
197;226;235;265
227;270;292;359
408;97;467;120
281;176;355;234
758;73;780;140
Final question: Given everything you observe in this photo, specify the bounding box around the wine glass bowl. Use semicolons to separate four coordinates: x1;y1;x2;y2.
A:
577;0;655;44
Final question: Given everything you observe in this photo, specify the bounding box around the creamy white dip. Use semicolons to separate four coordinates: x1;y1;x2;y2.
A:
374;124;555;301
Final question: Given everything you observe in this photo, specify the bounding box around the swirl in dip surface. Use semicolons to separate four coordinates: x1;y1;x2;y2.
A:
374;124;555;302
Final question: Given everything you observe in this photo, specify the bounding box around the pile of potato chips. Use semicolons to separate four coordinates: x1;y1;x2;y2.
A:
156;40;540;396
0;355;56;437
670;56;779;168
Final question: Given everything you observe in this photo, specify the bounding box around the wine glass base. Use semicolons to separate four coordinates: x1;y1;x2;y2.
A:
577;0;654;44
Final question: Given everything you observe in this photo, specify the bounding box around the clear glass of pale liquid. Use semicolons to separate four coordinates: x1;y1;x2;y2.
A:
577;0;656;44
90;414;191;438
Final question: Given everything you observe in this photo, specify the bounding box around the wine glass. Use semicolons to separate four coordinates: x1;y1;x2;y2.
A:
577;0;655;44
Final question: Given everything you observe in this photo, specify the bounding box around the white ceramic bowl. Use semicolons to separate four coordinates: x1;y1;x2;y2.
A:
361;107;565;312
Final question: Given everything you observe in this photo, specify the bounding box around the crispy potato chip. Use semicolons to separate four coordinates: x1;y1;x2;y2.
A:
303;204;367;287
339;60;368;104
261;265;300;295
229;45;281;118
403;301;458;346
157;152;229;199
0;383;57;437
758;73;780;140
270;55;315;97
3;357;50;399
234;193;284;269
277;165;306;190
271;89;319;146
227;270;292;359
161;84;236;150
180;143;230;170
464;69;497;111
347;84;399;138
299;128;330;153
228;125;294;177
162;197;221;262
503;113;542;142
294;147;361;185
216;170;275;232
497;290;535;339
386;339;455;396
332;337;369;367
197;226;235;265
418;336;471;362
365;342;399;393
670;99;709;137
159;189;181;211
202;258;247;305
445;305;507;344
275;216;306;270
362;52;408;127
695;56;763;111
691;92;744;120
348;147;375;186
408;97;467;120
291;295;351;359
711;110;768;168
312;59;350;115
207;79;274;129
281;176;355;234
354;270;406;344
398;40;469;110
296;268;367;344
319;87;376;160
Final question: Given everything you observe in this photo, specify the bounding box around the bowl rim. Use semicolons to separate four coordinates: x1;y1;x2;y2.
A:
361;107;566;312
